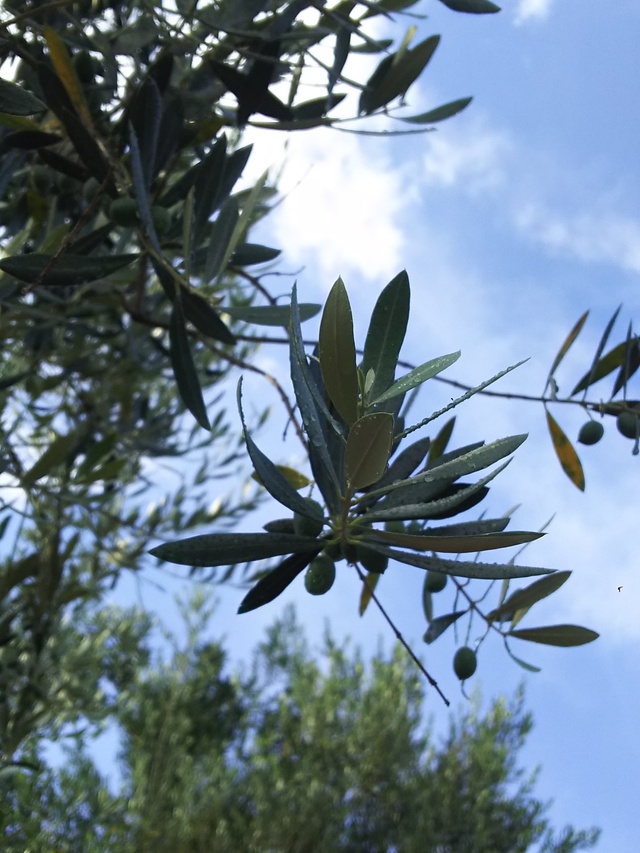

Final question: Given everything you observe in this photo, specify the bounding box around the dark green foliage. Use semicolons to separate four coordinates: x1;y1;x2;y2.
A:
0;604;599;853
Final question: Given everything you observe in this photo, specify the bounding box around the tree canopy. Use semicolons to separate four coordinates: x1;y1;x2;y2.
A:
0;599;600;852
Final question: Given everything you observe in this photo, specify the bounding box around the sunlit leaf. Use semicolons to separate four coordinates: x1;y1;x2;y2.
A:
367;529;543;554
44;25;94;127
150;531;321;567
545;409;584;491
509;625;599;647
423;611;465;644
359;571;381;616
238;551;320;613
361;270;411;401
169;298;210;430
545;310;588;392
319;278;359;425
371;352;460;405
345;413;394;490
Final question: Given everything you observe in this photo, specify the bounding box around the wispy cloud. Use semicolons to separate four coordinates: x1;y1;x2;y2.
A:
421;123;511;194
514;0;554;25
515;203;640;273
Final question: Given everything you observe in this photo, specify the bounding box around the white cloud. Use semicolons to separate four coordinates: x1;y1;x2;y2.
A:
514;0;553;25
515;203;640;273
421;123;511;194
248;129;414;284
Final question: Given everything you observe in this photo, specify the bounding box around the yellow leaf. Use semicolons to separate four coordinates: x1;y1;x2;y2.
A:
359;571;380;616
545;409;585;491
44;26;94;129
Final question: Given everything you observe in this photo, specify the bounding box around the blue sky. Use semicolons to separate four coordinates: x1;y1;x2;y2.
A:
112;1;639;849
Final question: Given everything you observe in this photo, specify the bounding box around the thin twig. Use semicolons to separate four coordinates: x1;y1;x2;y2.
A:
354;563;450;706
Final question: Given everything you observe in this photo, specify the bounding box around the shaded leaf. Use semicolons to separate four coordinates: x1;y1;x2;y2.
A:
399;96;473;124
319;277;359;425
238;551;320;613
181;287;236;344
0;79;46;115
0;253;137;286
423;611;465;644
438;0;500;11
193;134;227;247
571;340;628;395
230;243;281;266
238;378;324;520
22;432;80;484
150;532;322;568
612;332;640;397
360;35;440;114
169;298;210;430
360;545;554;579
223;303;321;326
1;130;62;149
488;571;571;621
366;529;543;554
345;413;394;490
505;647;541;673
427;416;455;465
129;123;160;253
572;305;621;397
205;197;240;282
371;351;460;405
545;409;584;491
361;270;411;401
509;625;599;647
44;26;93;127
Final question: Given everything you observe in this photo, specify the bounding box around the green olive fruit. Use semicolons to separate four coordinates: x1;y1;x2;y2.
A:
342;541;359;564
108;197;139;227
577;420;604;445
150;205;171;236
384;520;405;534
356;543;389;573
31;165;52;195
406;520;422;534
304;554;336;595
293;498;324;537
617;411;638;440
425;569;447;593
322;539;343;561
453;646;477;681
82;177;102;202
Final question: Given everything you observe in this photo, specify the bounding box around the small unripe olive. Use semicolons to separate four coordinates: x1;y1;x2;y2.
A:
150;205;171;236
384;520;405;534
356;543;389;573
108;197;139;226
453;646;477;681
304;554;336;595
425;569;447;593
617;411;638;440
578;420;604;445
293;498;324;538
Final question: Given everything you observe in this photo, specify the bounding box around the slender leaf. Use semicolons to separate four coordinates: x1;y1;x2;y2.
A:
545;409;584;491
365;546;554;579
423;611;465;644
0;253;137;286
238;551;320;613
427;416;455;464
169;297;210;430
319;277;359;425
44;26;93;128
151;531;321;567
509;625;599;647
230;243;281;266
181;287;236;344
505;646;541;673
204;197;240;282
193;134;227;247
438;0;501;12
345;413;394;490
571;340;628;395
573;305;621;398
129;124;160;253
366;529;543;554
22;432;80;484
0;79;46;115
360;35;440;114
545;310;589;392
223;303;321;326
359;571;381;616
361;271;411;401
399;97;473;124
612;332;640;397
372;435;432;491
488;571;571;621
237;379;324;520
371;351;460;405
